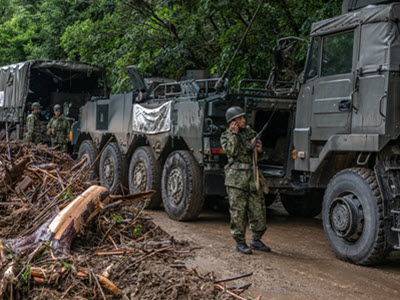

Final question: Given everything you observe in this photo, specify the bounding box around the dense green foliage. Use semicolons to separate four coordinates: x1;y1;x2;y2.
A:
0;0;341;92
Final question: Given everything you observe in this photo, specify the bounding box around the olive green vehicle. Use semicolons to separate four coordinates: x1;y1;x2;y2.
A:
0;60;107;143
72;0;400;265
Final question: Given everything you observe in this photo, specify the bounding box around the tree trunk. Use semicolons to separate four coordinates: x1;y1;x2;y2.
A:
5;185;110;255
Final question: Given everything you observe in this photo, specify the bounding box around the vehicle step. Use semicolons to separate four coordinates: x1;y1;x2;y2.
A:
392;227;400;233
390;209;400;215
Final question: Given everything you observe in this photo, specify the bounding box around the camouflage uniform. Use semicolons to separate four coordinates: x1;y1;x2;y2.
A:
47;114;69;151
24;112;42;144
221;125;267;244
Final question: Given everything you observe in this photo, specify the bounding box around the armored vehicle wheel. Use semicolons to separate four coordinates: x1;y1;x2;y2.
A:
161;150;204;221
322;168;389;265
281;191;322;218
78;140;98;180
99;142;123;194
129;146;162;209
9;130;17;140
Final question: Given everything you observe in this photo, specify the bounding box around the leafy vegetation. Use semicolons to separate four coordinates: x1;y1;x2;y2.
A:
0;0;341;92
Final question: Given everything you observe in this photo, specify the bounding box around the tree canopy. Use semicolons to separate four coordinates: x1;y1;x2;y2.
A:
0;0;341;92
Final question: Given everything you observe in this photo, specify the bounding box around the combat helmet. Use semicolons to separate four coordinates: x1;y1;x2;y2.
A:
53;104;62;112
32;102;41;110
225;106;246;123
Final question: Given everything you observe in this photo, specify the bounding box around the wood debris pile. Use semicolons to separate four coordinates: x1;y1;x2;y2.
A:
0;141;258;299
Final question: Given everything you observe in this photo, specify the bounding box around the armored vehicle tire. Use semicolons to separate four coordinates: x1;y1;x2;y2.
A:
322;168;389;265
281;191;322;218
99;142;123;194
161;150;204;221
129;146;162;209
78;140;98;180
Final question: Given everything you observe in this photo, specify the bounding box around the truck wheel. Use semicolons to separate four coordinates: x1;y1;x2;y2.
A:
161;150;204;221
281;191;322;218
322;168;390;265
99;142;123;194
78;140;98;180
129;146;162;209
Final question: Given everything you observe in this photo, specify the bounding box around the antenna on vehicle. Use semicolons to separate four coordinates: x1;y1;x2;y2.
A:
215;0;265;91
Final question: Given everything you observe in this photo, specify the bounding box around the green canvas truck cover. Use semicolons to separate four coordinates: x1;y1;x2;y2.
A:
311;4;400;73
0;60;104;109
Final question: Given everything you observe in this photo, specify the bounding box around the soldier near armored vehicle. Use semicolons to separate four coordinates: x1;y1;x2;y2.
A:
24;102;42;144
220;106;271;255
47;104;70;152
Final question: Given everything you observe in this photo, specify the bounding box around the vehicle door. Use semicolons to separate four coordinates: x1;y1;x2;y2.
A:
311;30;356;141
294;36;320;171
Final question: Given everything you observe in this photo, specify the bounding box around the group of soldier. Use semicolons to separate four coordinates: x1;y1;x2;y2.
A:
24;102;70;151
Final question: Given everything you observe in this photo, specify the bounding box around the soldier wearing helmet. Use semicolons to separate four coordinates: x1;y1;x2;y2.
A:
24;102;42;144
220;106;270;255
47;104;70;152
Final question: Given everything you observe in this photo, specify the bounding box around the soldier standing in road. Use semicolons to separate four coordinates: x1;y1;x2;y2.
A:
220;106;270;255
47;104;70;152
24;102;42;144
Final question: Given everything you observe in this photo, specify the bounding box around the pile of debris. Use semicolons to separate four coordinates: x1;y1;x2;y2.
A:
0;141;258;299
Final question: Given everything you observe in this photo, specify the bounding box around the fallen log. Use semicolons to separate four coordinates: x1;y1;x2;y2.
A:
2;186;154;256
4;185;110;255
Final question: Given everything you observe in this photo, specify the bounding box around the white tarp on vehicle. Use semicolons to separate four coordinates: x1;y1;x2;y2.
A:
132;101;172;134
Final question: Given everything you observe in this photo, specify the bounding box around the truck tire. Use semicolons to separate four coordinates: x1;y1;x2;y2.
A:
99;142;123;194
78;140;98;180
281;191;322;218
161;150;204;221
129;146;162;209
322;168;390;265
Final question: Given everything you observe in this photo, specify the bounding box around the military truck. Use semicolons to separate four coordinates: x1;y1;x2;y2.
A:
72;0;400;265
0;60;107;142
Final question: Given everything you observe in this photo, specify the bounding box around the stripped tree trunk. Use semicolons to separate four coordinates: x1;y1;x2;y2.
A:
5;185;110;255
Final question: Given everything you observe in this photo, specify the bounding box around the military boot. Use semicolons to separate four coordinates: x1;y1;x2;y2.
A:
250;239;271;252
236;242;252;255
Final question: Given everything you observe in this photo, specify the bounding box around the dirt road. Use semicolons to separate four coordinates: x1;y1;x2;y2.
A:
148;202;400;299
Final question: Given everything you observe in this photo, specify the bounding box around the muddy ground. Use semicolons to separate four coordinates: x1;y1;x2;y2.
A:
148;201;400;299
